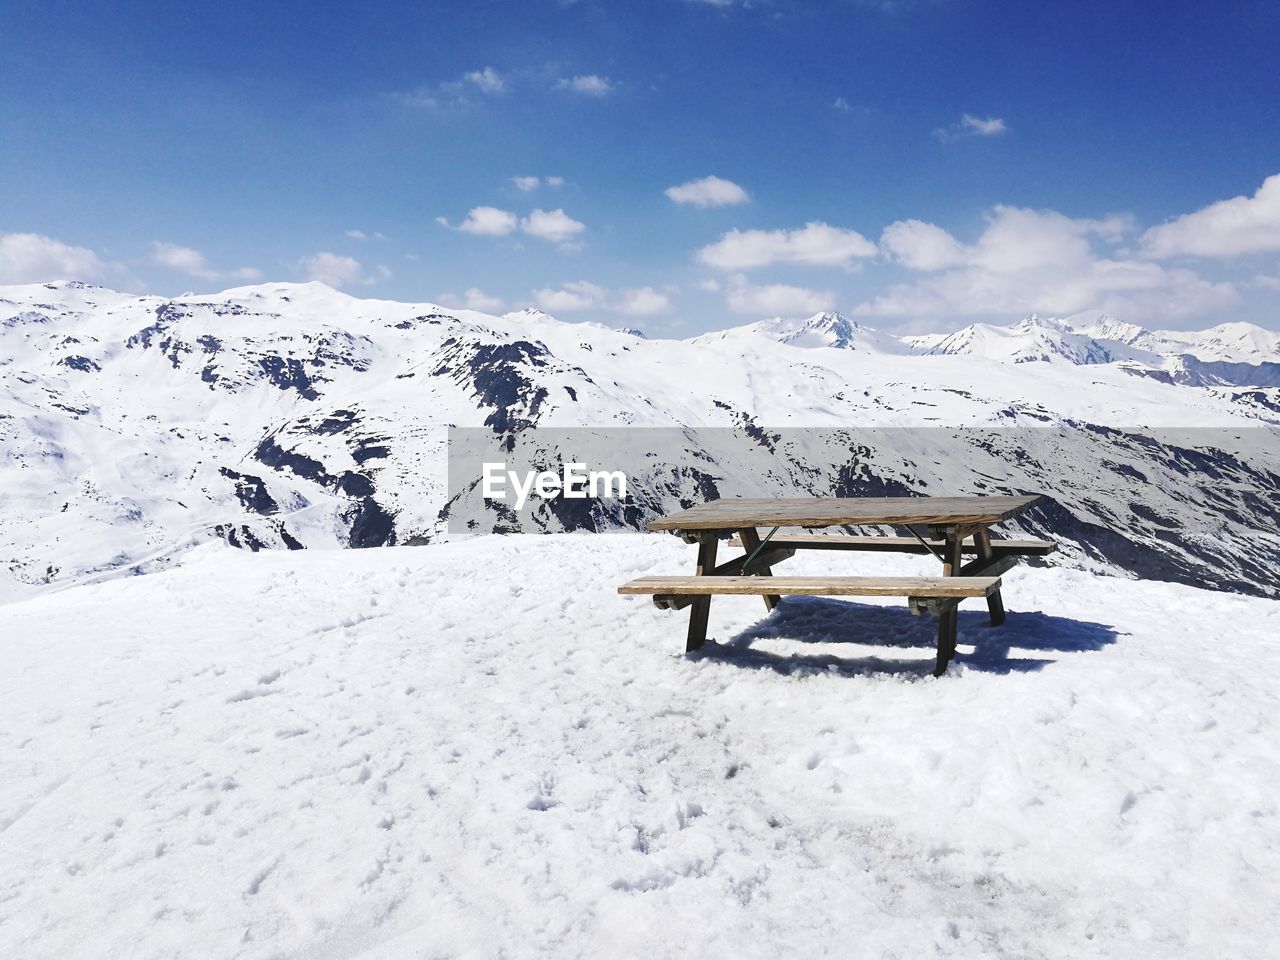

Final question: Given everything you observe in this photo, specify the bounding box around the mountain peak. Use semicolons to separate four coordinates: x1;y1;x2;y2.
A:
503;307;557;324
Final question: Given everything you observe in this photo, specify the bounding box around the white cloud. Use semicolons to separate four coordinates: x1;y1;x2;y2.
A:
0;232;109;283
962;114;1007;136
879;219;970;271
439;288;506;312
533;281;608;312
398;66;507;109
529;281;672;315
1139;173;1280;259
726;276;836;316
345;229;385;241
150;242;209;276
150;242;261;282
520;208;586;244
511;176;564;192
439;206;520;236
665;175;750;208
698;221;878;270
614;287;672;316
296;252;378;289
464;67;506;94
437;206;586;245
856;205;1238;324
833;97;851;111
936;114;1009;141
695;277;722;292
556;75;614;97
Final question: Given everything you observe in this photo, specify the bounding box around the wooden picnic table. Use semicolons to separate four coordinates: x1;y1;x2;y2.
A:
619;495;1054;676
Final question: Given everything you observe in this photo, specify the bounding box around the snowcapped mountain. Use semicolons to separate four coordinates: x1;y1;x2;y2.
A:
695;311;909;354
3;280;1279;603
715;309;1280;386
907;315;1129;365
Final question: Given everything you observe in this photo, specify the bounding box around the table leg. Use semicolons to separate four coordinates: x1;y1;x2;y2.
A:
933;528;963;677
973;527;1006;626
685;532;719;652
738;527;780;611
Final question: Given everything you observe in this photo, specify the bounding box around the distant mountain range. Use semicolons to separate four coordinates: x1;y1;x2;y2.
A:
698;310;1280;385
3;280;1278;602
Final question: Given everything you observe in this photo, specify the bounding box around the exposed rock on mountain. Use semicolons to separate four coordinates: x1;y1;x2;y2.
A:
3;280;1277;602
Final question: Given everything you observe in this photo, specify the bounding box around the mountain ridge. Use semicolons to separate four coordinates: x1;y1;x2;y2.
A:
3;280;1278;603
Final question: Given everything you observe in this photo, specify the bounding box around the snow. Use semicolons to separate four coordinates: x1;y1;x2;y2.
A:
4;281;1278;604
3;534;1279;958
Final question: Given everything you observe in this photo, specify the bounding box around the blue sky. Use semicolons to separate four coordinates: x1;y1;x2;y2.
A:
2;0;1278;333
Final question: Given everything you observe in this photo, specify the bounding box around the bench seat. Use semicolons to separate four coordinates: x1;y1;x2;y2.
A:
727;534;1057;556
618;575;1001;600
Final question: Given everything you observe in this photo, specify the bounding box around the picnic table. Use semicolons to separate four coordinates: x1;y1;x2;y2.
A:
618;495;1055;676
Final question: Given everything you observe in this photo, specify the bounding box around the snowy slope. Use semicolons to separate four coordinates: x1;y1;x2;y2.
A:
3;281;1280;604
2;536;1279;959
909;315;1131;365
694;311;910;354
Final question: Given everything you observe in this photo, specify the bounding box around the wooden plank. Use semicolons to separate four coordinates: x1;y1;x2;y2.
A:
726;534;1057;556
739;526;781;611
647;495;1041;532
934;529;964;676
620;575;1002;599
974;528;1007;626
685;534;718;652
653;547;795;611
908;596;961;616
956;554;1017;579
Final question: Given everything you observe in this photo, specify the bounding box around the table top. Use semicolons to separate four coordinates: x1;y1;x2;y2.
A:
646;495;1041;532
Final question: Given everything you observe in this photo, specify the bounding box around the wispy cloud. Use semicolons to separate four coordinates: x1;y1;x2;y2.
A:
533;280;608;312
345;229;386;241
935;114;1009;141
437;288;506;312
398;66;508;109
150;242;261;283
531;281;672;315
726;276;835;315
614;286;673;316
698;222;878;270
665;175;749;208
464;67;506;95
511;175;565;192
555;74;614;97
296;252;386;289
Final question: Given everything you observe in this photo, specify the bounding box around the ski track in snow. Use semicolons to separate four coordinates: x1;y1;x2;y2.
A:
1;535;1279;959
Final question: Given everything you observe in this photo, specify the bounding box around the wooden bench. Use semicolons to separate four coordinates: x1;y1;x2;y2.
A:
618;495;1055;677
726;534;1056;557
620;575;1000;609
619;574;1004;676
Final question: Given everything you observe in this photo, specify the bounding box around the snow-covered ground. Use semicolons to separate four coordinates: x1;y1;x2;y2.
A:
3;535;1278;959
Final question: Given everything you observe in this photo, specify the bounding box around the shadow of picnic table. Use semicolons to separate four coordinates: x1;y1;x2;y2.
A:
692;596;1120;678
